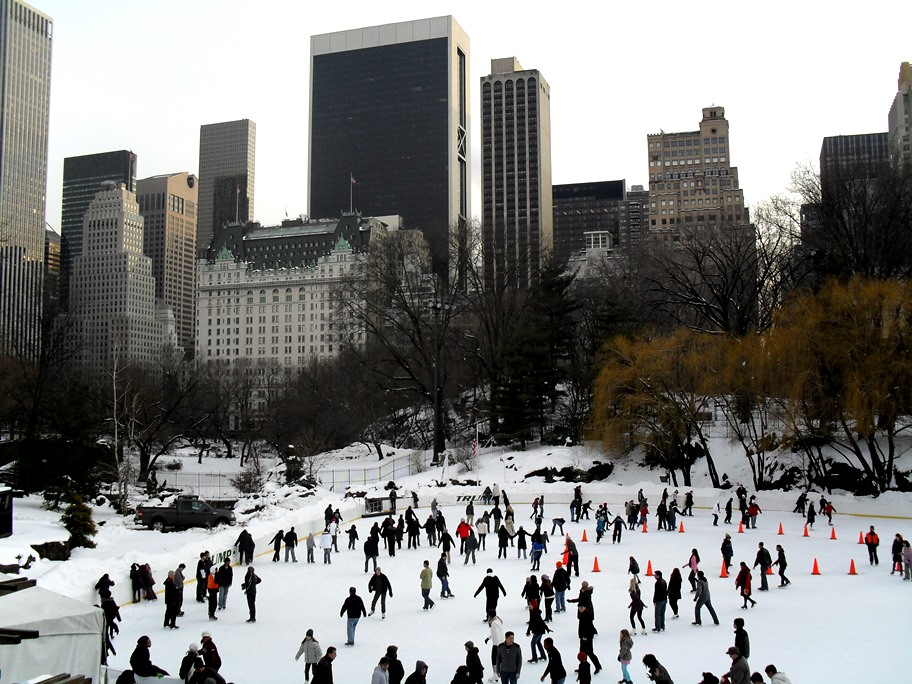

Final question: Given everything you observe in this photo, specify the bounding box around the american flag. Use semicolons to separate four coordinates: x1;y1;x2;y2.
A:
471;437;478;458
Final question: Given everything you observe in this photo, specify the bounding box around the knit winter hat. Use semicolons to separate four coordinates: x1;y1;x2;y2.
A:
188;643;199;653
577;652;588;661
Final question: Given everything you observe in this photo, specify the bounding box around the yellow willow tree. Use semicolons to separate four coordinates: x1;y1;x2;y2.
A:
589;329;722;488
769;277;912;493
709;330;791;491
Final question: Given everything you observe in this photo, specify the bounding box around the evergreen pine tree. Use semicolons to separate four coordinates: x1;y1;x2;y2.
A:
61;495;97;549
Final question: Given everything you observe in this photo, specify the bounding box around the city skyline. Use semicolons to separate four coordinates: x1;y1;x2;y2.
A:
36;0;907;235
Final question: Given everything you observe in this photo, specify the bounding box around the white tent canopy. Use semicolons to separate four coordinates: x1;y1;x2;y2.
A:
0;585;104;684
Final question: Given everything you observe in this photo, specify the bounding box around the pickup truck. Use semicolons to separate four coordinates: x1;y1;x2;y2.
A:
134;495;236;532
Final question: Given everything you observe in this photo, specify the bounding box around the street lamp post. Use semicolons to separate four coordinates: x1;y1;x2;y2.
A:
431;300;443;466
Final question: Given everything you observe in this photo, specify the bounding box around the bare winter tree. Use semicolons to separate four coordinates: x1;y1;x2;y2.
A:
791;160;912;281
333;227;471;460
642;220;798;336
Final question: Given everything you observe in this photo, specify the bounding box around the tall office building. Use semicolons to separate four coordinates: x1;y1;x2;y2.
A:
646;106;749;240
481;57;552;289
70;183;170;377
0;0;52;354
309;16;469;276
197;119;256;255
819;133;890;192
43;228;60;309
620;185;650;249
888;62;911;167
551;180;625;266
137;172;198;353
60;150;137;306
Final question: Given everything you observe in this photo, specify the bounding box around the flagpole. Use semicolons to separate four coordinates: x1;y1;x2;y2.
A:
349;172;353;213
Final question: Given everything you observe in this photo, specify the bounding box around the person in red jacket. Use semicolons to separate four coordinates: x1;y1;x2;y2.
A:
734;562;756;609
456;519;472;555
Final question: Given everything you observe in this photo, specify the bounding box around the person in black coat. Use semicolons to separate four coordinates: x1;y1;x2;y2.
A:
474;569;507;616
552;562;571;613
364;534;380;573
496;525;512;559
542;637;566;683
95;573;115;600
242;566;261;622
101;596;121;639
652;571;668;632
214;560;233;610
438;553;454;598
179;644;203;682
129;636;169;677
195;552;212;603
733;617;750;659
200;631;221;671
284;527;299;562
404;660;428;684
577;606;601;674
235;529;255;565
386;644;405;684
753;541;772;591
667;568;683;619
312;647;336;684
340;586;367;645
464;640;484;684
368;566;393;617
163;571;179;629
129;563;143;603
269;529;284;562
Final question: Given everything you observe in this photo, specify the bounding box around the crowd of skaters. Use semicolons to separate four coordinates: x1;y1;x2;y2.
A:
96;480;911;683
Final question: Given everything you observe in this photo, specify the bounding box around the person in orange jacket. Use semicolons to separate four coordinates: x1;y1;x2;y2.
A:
864;526;880;565
206;572;219;620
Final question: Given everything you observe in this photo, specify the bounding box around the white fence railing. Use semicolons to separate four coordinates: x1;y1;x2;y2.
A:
317;449;434;492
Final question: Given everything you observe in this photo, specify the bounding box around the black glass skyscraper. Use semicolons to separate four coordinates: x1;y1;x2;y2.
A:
309;16;469;276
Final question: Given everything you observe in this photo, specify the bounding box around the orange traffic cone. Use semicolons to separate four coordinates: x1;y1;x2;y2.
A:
858;531;864;545
830;527;837;540
563;549;569;566
848;559;857;575
737;521;744;533
720;562;729;578
767;565;773;575
646;560;654;577
777;522;784;535
812;558;821;575
592;557;600;572
803;524;809;537
581;529;588;542
678;521;685;533
642;521;648;533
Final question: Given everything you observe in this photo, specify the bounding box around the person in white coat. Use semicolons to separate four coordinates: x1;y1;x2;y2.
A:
294;628;323;682
320;530;333;564
484;610;505;682
763;665;793;684
371;657;391;684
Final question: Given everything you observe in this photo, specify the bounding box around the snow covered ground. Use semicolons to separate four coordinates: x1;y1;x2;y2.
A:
2;439;911;683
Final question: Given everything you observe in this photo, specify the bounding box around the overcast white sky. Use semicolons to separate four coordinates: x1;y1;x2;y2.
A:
37;0;907;232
